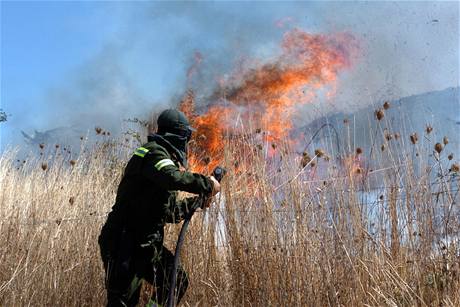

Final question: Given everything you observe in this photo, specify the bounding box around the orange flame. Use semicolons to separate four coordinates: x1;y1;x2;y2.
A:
180;28;359;172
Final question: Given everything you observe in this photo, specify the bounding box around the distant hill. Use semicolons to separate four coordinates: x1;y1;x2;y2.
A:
299;87;460;158
18;87;459;163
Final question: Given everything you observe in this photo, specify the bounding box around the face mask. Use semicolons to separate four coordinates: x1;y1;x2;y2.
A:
164;133;190;166
148;133;189;168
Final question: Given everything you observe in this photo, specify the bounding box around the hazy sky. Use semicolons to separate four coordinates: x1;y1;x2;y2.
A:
1;1;458;148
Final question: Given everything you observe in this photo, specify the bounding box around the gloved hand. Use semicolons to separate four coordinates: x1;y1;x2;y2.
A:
201;176;221;209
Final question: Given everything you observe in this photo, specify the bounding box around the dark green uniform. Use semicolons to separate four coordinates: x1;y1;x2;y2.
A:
98;133;212;307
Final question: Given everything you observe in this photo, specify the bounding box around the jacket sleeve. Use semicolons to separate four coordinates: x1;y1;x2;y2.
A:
141;145;213;196
164;194;203;223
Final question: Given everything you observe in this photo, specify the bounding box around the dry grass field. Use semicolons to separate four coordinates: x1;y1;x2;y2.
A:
1;106;459;306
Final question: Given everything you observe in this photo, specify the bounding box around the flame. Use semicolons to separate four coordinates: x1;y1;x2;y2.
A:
180;28;359;172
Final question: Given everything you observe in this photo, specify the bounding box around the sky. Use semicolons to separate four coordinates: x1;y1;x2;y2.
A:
1;1;459;149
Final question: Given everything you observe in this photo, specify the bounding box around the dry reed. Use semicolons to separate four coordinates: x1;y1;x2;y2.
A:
0;112;459;307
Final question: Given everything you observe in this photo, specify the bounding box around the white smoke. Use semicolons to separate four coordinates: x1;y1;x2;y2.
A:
3;1;458;149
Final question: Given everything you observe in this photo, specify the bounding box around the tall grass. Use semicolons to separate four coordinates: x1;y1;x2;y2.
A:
0;110;459;306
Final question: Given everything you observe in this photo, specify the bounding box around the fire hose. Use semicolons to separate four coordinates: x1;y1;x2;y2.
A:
167;166;226;307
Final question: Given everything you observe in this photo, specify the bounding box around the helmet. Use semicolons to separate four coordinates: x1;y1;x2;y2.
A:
157;109;194;140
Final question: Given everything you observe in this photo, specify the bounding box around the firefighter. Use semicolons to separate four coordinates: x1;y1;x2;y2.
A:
98;109;220;307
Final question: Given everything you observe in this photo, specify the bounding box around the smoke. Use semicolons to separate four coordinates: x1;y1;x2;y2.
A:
3;1;458;149
178;28;360;170
42;45;150;134
321;1;459;106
